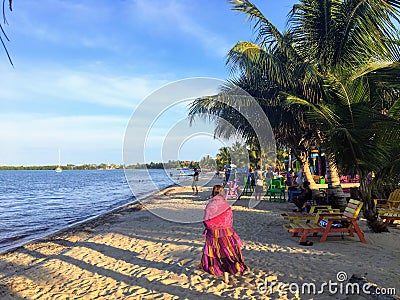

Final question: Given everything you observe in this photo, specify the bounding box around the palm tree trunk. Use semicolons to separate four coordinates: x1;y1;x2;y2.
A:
298;151;317;189
326;154;347;211
359;177;389;233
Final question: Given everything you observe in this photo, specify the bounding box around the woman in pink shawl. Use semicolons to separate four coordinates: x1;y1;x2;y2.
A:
200;185;248;284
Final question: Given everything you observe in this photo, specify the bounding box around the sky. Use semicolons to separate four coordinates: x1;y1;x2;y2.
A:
0;0;296;166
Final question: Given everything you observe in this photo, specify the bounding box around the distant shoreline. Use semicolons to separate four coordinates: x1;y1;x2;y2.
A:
0;165;173;171
0;164;122;171
0;161;198;171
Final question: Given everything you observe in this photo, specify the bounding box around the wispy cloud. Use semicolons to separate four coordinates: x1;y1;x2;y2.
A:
12;0;123;52
0;113;128;165
0;63;169;110
1;0;292;166
129;0;232;57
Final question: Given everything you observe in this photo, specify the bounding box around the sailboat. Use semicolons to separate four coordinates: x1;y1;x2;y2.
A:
55;149;62;173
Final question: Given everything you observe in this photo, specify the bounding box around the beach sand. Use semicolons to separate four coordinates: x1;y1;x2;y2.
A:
0;176;399;299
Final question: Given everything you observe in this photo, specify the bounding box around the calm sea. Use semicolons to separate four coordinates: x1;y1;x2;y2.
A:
0;169;179;254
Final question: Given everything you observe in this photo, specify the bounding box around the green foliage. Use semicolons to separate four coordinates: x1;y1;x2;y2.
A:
128;160;187;169
199;155;216;169
216;147;231;170
190;0;400;230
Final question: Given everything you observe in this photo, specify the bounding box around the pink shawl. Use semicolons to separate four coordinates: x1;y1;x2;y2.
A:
203;195;233;230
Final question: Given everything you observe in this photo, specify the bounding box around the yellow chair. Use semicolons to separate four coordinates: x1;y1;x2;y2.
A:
374;189;400;210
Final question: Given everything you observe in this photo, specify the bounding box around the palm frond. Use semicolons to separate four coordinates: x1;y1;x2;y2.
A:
1;0;12;66
226;41;288;86
229;0;300;60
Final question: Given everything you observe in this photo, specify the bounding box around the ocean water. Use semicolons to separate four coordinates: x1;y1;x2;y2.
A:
0;169;178;254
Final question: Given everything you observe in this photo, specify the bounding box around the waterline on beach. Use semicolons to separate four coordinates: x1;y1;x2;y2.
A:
0;169;176;254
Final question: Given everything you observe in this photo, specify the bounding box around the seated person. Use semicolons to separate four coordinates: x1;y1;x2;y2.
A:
292;181;312;212
286;169;293;186
287;182;301;202
315;190;328;205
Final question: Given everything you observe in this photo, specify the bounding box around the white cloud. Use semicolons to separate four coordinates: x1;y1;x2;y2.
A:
0;63;169;109
11;0;118;51
0;113;128;165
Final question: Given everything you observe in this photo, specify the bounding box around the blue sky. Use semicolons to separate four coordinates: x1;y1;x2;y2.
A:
0;0;296;166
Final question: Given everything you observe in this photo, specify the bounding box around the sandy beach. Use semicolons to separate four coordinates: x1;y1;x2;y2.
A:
0;176;399;299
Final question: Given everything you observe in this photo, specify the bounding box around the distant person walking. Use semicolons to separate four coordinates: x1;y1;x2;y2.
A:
248;168;255;186
254;166;264;201
224;168;231;186
200;185;247;284
190;168;199;195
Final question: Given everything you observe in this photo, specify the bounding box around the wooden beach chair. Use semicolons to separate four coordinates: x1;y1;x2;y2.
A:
281;205;339;223
374;190;400;223
284;199;366;243
374;189;400;210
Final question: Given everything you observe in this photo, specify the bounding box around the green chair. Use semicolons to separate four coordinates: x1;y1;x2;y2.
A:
270;178;281;189
242;176;254;196
266;178;286;202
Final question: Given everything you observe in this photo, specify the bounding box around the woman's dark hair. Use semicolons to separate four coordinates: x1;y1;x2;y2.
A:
212;185;224;197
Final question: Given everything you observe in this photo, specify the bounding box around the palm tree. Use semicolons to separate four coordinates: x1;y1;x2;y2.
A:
190;0;400;231
216;147;232;170
228;0;400;202
282;0;400;228
189;3;324;189
291;65;400;228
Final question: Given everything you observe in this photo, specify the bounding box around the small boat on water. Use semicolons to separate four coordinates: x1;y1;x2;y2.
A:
55;149;62;173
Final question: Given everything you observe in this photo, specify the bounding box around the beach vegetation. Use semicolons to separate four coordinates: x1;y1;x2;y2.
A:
127;160;190;169
199;155;217;169
189;0;400;232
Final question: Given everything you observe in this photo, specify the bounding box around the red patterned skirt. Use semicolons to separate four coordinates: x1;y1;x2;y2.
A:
200;227;248;276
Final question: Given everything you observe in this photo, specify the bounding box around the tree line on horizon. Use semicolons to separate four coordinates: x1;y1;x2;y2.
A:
0;163;122;170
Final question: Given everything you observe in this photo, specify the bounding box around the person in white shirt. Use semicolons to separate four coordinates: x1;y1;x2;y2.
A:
254;166;264;201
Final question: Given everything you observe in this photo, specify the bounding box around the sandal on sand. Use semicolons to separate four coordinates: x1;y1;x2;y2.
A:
299;240;313;246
